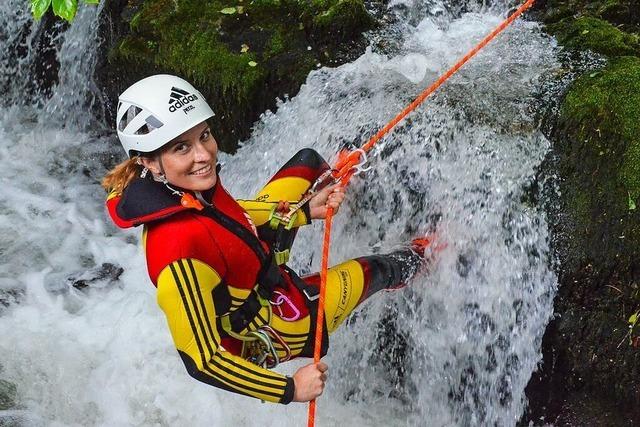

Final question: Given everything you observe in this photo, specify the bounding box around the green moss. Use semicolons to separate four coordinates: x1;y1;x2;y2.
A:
557;56;640;267
109;0;375;150
266;30;285;57
549;16;640;57
567;185;591;230
111;0;374;85
597;0;634;25
313;0;375;36
563;56;640;195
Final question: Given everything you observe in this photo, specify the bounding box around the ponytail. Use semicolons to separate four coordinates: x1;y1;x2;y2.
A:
101;157;142;194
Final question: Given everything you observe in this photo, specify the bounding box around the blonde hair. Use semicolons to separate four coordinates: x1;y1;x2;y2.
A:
101;157;143;194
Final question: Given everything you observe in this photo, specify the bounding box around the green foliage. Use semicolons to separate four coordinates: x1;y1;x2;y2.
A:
52;0;76;21
31;0;51;19
30;0;99;22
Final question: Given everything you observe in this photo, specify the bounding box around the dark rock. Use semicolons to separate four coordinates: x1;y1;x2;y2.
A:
0;379;17;410
98;0;380;153
524;2;640;423
548;16;640;57
68;262;124;290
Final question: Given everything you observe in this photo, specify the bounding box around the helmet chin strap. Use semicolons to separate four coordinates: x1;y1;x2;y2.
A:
153;155;184;197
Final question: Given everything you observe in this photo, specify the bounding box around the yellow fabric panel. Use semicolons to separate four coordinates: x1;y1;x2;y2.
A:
271;314;311;358
157;259;222;355
156;258;290;403
236;199;308;227
212;352;288;389
255;177;310;202
227;286;252;300
271;314;310;337
323;259;366;333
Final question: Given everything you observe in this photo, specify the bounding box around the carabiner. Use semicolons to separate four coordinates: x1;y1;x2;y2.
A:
350;148;371;176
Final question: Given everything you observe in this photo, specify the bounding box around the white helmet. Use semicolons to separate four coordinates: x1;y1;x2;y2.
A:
116;74;215;157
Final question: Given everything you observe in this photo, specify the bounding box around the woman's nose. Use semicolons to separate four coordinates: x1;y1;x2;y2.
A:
193;141;212;162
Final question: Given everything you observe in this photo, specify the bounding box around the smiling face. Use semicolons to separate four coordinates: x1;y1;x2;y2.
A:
140;121;218;192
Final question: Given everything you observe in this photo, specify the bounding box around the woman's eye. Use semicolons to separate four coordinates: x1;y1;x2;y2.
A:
174;143;188;153
201;130;210;140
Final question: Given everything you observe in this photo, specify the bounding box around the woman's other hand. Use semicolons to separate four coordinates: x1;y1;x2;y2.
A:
292;361;328;402
309;184;345;219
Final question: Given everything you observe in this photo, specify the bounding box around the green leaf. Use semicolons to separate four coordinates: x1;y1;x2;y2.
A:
52;0;77;22
248;61;257;67
31;0;52;20
236;5;244;13
220;7;236;14
628;192;636;211
630;312;639;326
581;29;590;35
83;0;100;4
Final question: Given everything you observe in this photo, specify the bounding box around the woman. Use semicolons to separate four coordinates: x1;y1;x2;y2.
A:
103;75;431;404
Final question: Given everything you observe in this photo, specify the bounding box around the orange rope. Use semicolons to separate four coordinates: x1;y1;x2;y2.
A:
307;206;333;427
307;1;535;425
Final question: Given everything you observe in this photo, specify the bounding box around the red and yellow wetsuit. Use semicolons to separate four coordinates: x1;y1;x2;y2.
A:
106;149;421;404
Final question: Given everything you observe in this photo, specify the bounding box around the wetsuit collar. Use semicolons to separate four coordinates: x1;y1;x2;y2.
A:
106;164;221;228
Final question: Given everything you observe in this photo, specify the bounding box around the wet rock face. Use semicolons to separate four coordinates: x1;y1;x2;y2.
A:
68;262;124;290
0;379;17;410
524;0;640;425
100;0;378;153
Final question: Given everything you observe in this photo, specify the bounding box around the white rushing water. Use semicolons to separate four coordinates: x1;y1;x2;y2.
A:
0;0;560;425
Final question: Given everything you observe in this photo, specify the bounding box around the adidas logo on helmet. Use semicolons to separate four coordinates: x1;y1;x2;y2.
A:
168;86;199;113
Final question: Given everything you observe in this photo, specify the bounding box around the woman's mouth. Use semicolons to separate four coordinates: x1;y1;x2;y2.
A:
189;164;213;176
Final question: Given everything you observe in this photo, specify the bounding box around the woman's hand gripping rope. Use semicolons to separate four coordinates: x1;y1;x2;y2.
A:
309;184;345;220
270;149;365;225
271;184;345;222
293;361;329;402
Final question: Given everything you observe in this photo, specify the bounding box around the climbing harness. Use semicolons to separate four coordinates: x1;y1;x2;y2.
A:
307;1;537;425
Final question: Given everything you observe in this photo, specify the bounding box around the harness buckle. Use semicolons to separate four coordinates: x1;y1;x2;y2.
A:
220;314;232;333
273;249;290;265
302;288;320;301
268;205;297;230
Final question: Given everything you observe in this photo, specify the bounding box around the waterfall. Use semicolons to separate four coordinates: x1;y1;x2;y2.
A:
0;1;559;425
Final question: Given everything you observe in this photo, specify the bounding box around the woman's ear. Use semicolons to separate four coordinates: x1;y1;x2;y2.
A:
139;156;161;175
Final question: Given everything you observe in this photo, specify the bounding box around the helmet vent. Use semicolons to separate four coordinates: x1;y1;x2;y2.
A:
134;115;164;135
118;105;142;132
145;115;164;129
134;123;151;135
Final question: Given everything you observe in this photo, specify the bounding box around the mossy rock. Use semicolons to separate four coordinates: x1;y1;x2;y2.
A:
548;16;640;57
554;55;640;271
107;0;376;152
542;0;639;28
